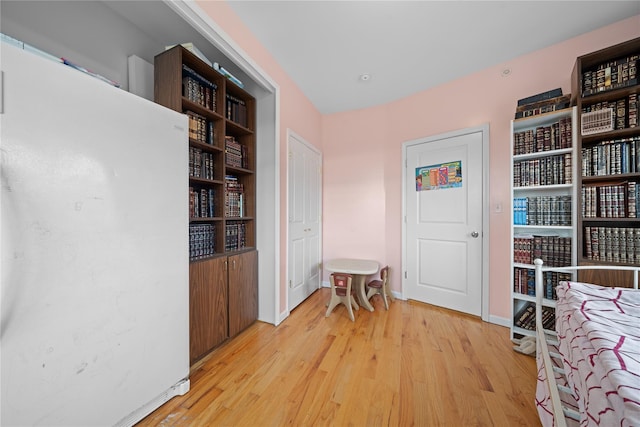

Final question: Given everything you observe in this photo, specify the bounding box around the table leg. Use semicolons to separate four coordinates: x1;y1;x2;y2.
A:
356;274;374;311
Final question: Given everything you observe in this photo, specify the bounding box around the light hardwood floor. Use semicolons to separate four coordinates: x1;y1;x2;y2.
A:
137;288;540;426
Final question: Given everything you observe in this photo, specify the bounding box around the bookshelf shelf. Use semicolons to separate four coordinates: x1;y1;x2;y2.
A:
581;172;640;181
155;44;258;365
514;225;573;231
510;107;578;340
514;184;573;192
513;147;573;161
572;37;640;279
581;126;640;143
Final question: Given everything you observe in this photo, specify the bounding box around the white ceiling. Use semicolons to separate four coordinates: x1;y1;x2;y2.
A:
227;1;640;114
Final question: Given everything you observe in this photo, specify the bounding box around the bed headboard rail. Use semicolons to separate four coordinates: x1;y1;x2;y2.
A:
533;259;639;290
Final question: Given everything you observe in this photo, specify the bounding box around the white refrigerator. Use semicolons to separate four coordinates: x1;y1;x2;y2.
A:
1;42;190;426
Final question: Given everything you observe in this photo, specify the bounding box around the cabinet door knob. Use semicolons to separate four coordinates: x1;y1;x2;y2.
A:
471;231;479;238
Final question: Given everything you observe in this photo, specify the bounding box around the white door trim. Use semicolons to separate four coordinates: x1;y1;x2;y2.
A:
401;124;490;322
285;129;323;318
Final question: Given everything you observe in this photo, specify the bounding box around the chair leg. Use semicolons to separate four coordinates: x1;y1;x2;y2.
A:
381;290;389;310
325;295;340;317
366;286;376;300
345;297;355;322
350;295;359;310
386;284;395;302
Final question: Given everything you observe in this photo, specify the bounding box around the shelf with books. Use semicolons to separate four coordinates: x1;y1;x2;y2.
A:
155;44;256;258
155;44;258;364
510;107;578;340
572;37;640;282
512;301;556;336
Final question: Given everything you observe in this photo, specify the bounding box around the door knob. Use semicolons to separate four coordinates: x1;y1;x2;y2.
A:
471;231;479;238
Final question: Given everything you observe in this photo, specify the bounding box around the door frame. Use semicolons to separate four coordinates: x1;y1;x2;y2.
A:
401;124;490;322
285;128;323;318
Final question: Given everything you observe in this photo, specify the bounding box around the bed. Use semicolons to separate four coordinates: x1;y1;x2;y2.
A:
533;258;640;427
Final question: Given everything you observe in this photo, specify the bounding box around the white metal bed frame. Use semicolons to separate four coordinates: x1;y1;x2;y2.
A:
533;258;640;427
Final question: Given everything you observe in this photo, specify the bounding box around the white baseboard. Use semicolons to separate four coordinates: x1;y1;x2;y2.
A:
276;310;289;325
115;378;190;427
488;315;510;328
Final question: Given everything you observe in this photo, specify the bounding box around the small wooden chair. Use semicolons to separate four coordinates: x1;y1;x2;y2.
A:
326;273;359;322
366;266;394;310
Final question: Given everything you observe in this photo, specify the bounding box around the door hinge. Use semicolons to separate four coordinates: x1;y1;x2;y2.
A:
404;271;407;279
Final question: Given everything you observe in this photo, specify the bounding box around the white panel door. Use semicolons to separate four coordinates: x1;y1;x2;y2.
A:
288;132;322;311
405;128;484;316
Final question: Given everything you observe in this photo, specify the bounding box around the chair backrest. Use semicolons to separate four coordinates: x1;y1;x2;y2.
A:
330;273;352;293
380;266;389;283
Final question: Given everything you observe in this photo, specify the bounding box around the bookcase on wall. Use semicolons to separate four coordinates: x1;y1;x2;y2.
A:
154;45;258;365
572;37;640;287
510;107;578;340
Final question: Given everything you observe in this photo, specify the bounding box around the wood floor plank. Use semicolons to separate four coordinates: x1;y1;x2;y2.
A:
136;288;540;426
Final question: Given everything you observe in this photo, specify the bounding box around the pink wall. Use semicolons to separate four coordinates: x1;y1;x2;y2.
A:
323;16;640;321
322;106;388;263
198;2;639;322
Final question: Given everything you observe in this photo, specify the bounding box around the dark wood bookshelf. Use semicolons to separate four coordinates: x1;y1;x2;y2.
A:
572;37;640;285
155;44;258;365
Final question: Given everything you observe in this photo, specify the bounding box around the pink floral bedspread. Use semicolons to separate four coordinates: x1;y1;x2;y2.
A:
536;281;640;427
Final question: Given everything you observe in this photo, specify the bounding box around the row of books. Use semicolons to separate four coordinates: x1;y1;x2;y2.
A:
513;267;572;299
225;136;247;169
513;153;572;187
517;88;563;107
513;268;537;297
582;181;638;218
214;62;244;88
225;221;247;252
514;95;571;120
584;226;640;265
513;117;572;155
189;187;216;218
581;136;640;176
514;302;555;331
581;93;638;132
581;53;638;97
513;196;572;226
514;234;572;267
226;94;248;128
189;224;216;260
186;110;215;145
189;147;216;181
183;64;217;111
225;175;244;217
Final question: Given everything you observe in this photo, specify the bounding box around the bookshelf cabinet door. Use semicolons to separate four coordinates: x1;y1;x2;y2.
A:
189;257;228;364
228;250;258;338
